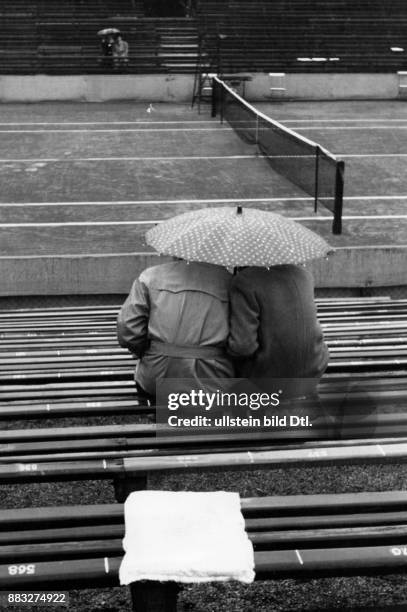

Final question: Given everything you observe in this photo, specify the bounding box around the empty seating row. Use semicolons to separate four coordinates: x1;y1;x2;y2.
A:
197;0;407;73
3;490;407;611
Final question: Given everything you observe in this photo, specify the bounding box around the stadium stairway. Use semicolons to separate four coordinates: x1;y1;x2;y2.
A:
155;24;199;71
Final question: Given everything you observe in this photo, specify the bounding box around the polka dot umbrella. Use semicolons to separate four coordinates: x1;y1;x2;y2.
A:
146;206;333;267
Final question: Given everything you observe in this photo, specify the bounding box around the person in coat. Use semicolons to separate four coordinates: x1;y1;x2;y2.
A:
227;264;331;435
113;34;129;68
227;264;329;402
117;259;234;400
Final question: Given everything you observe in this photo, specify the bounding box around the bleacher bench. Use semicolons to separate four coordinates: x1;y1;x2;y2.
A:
2;491;407;611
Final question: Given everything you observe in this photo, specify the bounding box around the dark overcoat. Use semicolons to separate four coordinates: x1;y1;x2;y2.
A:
227;265;329;380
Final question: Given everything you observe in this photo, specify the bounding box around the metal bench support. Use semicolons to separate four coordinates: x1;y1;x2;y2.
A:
114;475;148;503
130;581;180;612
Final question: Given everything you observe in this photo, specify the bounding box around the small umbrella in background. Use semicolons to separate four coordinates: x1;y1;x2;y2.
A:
97;28;121;37
146;206;333;268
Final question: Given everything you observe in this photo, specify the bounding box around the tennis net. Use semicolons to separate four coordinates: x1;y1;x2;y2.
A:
211;76;344;234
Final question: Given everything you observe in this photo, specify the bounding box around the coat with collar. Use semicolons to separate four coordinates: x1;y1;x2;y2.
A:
117;260;234;395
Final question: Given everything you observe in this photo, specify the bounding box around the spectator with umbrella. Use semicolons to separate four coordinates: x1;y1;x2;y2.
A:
144;206;332;410
97;28;120;67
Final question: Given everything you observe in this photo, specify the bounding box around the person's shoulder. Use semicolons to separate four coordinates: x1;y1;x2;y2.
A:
138;263;171;284
194;261;231;278
283;264;313;283
270;265;315;295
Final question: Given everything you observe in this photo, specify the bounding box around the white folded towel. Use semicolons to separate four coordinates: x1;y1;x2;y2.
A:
119;490;255;585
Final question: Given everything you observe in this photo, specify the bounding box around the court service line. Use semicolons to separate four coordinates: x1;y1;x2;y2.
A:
296;126;407;131
339;154;407;158
0;154;406;163
0;128;232;134
1;119;406;126
299;215;407;220
0;155;257;163
3;215;407;227
0;121;216;126
2;195;407;207
284;119;407;123
1;245;406;259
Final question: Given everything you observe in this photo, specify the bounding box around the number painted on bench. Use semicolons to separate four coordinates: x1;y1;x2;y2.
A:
8;564;36;576
307;449;328;458
391;547;407;556
86;402;102;408
18;464;38;472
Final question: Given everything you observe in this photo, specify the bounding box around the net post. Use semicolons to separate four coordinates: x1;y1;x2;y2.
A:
332;160;345;235
255;115;259;145
314;146;320;213
211;77;217;117
220;80;225;124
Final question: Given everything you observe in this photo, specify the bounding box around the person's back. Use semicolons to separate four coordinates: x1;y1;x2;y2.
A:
228;265;329;379
117;260;234;397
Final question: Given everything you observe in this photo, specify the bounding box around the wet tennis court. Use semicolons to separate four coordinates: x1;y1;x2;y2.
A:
0;98;406;257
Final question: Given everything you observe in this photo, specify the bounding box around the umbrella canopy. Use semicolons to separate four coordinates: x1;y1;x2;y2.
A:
146;206;333;267
97;28;121;36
